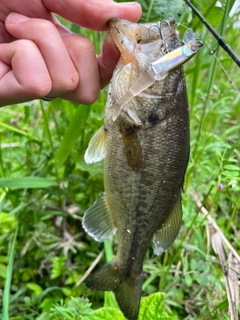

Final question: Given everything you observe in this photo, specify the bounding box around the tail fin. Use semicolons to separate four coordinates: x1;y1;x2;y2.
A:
86;261;142;320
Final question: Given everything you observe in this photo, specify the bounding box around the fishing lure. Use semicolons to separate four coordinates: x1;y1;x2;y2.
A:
109;28;203;122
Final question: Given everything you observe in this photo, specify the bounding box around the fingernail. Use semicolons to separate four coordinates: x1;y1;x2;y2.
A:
7;13;30;24
55;24;73;36
118;2;139;6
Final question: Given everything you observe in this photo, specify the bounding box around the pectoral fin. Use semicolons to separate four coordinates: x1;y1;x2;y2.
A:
82;193;115;242
153;192;182;255
84;126;106;164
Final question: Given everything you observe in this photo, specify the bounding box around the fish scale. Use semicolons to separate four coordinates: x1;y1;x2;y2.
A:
83;17;201;320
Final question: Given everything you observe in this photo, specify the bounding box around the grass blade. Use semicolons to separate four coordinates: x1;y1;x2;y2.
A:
2;224;18;320
0;177;58;189
55;105;91;167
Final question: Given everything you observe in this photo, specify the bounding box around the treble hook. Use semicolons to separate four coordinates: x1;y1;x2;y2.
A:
147;24;161;38
159;20;172;54
147;20;171;54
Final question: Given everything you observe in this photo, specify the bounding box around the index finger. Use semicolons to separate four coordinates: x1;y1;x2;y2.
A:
43;0;142;31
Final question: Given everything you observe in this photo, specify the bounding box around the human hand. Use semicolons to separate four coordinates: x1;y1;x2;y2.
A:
0;0;142;107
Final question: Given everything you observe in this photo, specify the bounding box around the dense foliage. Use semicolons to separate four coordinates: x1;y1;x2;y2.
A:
0;0;239;319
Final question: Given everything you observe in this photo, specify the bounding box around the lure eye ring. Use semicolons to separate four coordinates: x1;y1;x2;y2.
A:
190;44;197;53
189;41;203;53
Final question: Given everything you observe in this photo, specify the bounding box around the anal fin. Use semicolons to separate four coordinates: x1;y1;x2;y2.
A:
84;126;106;164
82;193;115;242
153;192;182;255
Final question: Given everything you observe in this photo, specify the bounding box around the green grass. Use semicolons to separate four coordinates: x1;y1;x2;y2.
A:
0;0;239;319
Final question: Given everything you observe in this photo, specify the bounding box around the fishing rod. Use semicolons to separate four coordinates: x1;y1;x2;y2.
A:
184;0;240;68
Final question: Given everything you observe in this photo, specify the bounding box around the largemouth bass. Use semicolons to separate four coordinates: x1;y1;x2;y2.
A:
83;17;201;320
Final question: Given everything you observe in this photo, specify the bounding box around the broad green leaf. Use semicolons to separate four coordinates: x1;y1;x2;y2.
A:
223;164;239;171
0;177;58;189
104;292;119;309
221;171;239;178
191;0;236;28
191;0;224;27
61;287;71;296
142;0;183;23
36;312;50;320
39;298;57;313
0;213;17;233
190;258;197;270
55;105;91;167
0;256;7;263
206;6;225;27
139;292;172;320
184;273;193;287
83;307;126;320
118;0;183;23
27;283;43;296
77;157;103;181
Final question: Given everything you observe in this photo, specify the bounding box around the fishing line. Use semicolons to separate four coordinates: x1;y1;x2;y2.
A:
184;0;240;68
176;21;189;30
177;22;238;92
209;46;217;56
212;54;238;92
151;16;238;92
205;40;239;92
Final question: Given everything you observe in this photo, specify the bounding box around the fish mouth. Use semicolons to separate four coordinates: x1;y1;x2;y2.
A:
108;17;177;46
108;18;139;56
108;18;137;38
108;18;131;39
108;17;121;29
107;17;179;63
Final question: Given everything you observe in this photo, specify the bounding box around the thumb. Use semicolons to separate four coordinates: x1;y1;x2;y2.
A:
43;0;142;31
98;32;120;88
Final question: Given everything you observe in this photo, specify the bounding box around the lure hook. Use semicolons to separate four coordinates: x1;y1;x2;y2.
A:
148;20;171;54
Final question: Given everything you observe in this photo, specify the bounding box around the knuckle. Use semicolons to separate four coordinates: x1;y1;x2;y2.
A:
24;78;52;98
79;87;100;105
35;20;56;34
28;81;52;98
16;39;37;53
78;36;94;53
14;40;53;97
60;70;79;92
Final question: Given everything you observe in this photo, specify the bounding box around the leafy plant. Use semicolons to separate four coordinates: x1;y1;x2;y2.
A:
0;0;239;319
36;293;175;320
